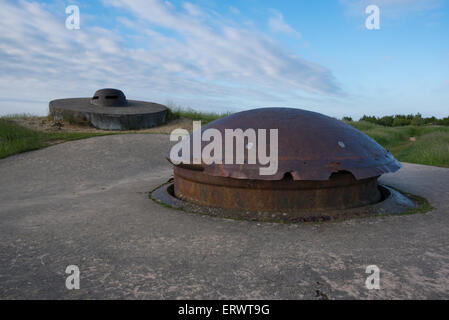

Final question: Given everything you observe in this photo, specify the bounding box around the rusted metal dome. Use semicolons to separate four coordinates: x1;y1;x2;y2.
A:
173;107;400;180
170;107;401;212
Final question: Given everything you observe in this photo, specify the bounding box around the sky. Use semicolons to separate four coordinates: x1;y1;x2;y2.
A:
0;0;448;119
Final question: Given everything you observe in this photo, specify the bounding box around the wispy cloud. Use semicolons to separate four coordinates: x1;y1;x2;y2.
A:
268;10;302;38
0;0;341;115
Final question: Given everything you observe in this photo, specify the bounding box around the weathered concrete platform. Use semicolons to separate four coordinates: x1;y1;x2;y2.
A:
0;134;448;299
50;91;168;130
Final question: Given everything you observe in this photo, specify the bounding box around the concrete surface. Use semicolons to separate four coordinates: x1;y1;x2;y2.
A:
0;134;448;299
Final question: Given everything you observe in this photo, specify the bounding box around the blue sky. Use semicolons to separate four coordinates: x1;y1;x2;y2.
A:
0;0;448;118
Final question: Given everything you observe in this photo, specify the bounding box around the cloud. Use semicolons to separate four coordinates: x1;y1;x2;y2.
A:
268;10;302;38
229;6;240;15
182;2;203;17
0;0;341;116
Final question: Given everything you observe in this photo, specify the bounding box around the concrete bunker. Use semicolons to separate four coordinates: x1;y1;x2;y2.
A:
49;88;168;130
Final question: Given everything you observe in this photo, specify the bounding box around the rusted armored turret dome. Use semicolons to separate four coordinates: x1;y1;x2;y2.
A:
169;108;401;214
49;88;168;130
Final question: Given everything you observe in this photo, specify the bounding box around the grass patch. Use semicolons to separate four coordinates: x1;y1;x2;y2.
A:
166;103;230;124
346;120;379;131
0;118;108;159
346;121;449;168
394;131;449;167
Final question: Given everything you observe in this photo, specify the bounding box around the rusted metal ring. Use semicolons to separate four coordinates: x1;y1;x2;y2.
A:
151;183;415;223
174;166;382;211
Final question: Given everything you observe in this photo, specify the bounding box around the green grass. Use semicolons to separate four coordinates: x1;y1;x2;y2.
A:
395;131;449;167
0;118;108;159
346;121;449;167
166;103;230;124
